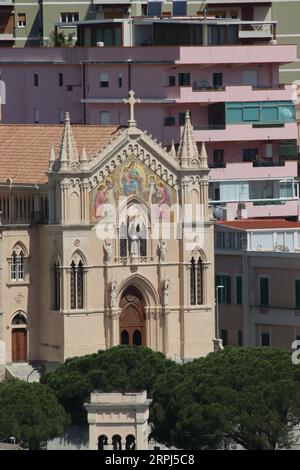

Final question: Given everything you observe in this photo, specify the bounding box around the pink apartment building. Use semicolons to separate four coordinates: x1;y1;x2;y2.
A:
0;7;298;221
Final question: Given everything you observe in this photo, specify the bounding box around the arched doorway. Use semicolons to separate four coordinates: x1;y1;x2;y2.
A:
11;313;27;362
119;286;146;346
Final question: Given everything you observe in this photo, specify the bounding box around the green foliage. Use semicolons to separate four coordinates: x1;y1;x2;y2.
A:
151;347;300;450
41;346;178;424
41;346;300;449
0;379;70;449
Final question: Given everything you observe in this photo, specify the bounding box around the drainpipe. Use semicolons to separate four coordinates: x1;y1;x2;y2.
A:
82;63;86;124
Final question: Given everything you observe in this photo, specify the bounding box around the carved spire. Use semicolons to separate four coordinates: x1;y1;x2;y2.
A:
80;145;88;169
58;112;79;164
81;146;88;162
199;142;208;169
178;110;199;168
169;140;177;159
49;143;56;170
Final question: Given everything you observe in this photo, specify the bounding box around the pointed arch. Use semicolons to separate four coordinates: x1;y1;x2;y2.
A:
189;254;205;306
69;249;87;266
70;250;86;310
117;274;159;308
9;242;28;281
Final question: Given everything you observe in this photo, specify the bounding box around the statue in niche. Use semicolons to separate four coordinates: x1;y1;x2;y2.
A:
158;240;167;263
110;280;118;308
104;238;113;263
162;278;171;307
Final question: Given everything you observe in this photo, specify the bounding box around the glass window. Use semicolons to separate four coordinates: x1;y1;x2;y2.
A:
178;73;190;87
236;276;242;305
280;181;293;198
100;111;110;125
260;277;269;307
18;13;26;28
147;1;162;16
243;148;258;162
262;106;278;123
100;72;109;88
173;0;187;16
295;280;300;309
238;330;243;346
221;329;228;346
261;332;270;346
243;107;260;121
213;149;224;164
216;274;231;304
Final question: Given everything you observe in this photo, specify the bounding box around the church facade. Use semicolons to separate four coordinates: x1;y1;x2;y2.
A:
0;95;215;370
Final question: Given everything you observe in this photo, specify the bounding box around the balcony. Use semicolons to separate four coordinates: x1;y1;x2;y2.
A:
209;161;298;181
238;22;275;40
175;84;293;103
223;199;299;220
250;307;300;327
163;122;297;144
194;123;297;142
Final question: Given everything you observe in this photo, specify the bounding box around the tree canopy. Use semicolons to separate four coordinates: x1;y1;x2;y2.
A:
151;347;300;450
41;345;178;424
41;346;300;449
0;379;70;450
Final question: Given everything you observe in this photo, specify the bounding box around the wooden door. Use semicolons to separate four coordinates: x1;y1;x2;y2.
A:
120;286;145;346
12;328;27;362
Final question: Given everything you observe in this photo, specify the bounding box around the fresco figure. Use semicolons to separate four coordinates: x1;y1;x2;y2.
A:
94;184;107;219
155;182;173;220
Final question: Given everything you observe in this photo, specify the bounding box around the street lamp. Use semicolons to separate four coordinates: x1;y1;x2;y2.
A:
215;285;224;340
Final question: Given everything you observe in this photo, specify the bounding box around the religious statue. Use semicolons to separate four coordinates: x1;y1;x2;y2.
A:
158;240;167;263
130;233;139;258
104;238;113;263
162;278;171;307
109;280;118;308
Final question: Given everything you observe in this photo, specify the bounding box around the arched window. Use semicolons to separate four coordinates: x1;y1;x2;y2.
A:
18;251;24;280
53;262;61;311
12;312;27;325
70;257;85;310
10;250;17;281
133;329;142;346
121;330;129;345
190;257;196;305
98;435;108;451
197;258;204;305
190;256;204;305
126;435;136;450
10;245;26;281
112;434;122;451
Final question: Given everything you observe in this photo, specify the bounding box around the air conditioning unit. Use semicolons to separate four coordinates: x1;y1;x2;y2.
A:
97;42;104;47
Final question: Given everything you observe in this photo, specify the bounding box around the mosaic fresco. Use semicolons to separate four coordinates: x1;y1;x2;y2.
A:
90;156;177;223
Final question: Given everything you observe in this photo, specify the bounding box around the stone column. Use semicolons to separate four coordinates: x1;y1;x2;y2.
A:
162;309;169;356
111;309;120;347
80;182;89;224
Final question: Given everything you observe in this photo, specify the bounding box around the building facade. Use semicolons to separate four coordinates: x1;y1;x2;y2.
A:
0;1;298;222
215;219;300;349
0;108;215;369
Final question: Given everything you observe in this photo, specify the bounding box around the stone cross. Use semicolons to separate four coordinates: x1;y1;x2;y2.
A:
123;90;140;127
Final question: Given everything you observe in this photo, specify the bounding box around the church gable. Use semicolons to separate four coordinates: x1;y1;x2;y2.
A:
89;155;177;224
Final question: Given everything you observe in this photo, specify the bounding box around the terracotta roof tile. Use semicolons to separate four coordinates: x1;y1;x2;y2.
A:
217;219;300;230
0;124;120;184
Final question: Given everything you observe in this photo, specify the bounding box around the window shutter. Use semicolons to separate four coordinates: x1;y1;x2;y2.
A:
295;280;300;309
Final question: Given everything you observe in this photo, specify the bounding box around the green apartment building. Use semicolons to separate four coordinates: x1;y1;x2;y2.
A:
272;0;300;84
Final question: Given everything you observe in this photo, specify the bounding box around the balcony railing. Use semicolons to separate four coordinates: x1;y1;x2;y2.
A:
192;85;226;92
209;158;297;169
191;83;286;92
